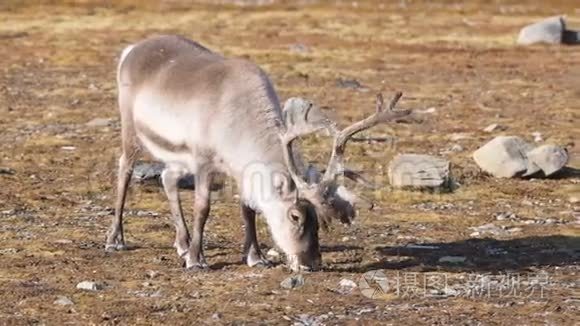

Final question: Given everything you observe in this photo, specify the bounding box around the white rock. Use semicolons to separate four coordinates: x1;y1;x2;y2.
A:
388;154;451;189
146;270;159;279
450;144;464;152
417;107;437;114
339;279;357;289
532;131;543;143
86;118;111;127
473;136;538;178
517;16;565;45
53;296;74;306
483;123;502;132
526;145;568;176
76;281;103;291
449;133;471;141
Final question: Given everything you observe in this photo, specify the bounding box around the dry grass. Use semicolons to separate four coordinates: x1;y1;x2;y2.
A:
0;0;578;324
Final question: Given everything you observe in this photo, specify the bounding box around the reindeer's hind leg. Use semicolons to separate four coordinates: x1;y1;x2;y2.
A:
184;168;213;270
106;96;140;251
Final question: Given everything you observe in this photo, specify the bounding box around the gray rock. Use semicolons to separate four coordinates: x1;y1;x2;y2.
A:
336;78;368;91
473;136;539;178
517;16;565;45
54;296;74;306
76;281;103;291
337;279;357;294
438;256;466;264
388;154;451;190
132;161;164;182
280;274;305;289
0;167;15;175
132;161;195;189
526;145;568;176
86;117;112;127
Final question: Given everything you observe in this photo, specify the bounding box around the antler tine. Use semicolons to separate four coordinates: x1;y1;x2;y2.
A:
375;93;384;113
322;91;410;183
279;133;309;191
279;104;330;191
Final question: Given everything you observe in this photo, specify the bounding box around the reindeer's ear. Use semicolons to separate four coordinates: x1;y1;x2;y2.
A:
302;184;356;229
273;172;298;203
320;183;375;226
328;185;357;224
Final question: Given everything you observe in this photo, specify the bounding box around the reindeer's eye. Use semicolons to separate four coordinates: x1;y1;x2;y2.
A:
288;208;304;226
290;213;301;223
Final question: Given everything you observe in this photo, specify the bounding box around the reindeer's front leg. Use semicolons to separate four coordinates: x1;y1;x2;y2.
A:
184;170;213;270
241;204;272;268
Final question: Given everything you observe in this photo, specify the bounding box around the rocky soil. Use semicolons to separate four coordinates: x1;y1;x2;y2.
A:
0;1;578;324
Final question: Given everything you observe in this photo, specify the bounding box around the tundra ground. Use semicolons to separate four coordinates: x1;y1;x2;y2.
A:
0;1;578;325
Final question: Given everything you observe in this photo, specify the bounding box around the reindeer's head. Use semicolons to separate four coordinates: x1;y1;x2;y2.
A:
276;92;411;271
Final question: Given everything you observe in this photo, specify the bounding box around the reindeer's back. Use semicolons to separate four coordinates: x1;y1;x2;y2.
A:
119;35;286;174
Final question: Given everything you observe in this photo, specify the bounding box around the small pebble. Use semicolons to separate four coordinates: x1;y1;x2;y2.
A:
280;275;305;289
532;131;543;142
53;296;74;306
483;123;502;132
76;281;103;291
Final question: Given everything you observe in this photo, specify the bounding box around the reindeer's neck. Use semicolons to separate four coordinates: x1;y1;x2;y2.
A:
235;157;287;209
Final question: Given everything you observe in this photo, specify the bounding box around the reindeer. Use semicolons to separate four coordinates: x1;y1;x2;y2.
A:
105;35;410;271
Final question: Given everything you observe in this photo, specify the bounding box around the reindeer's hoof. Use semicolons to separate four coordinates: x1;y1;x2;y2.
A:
253;259;273;268
246;256;273;268
105;243;128;252
185;263;209;272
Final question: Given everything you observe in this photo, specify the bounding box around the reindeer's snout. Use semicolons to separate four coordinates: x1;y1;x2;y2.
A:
288;250;322;272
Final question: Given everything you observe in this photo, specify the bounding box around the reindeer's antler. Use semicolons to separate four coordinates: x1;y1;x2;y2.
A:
279;102;335;191
321;92;410;184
